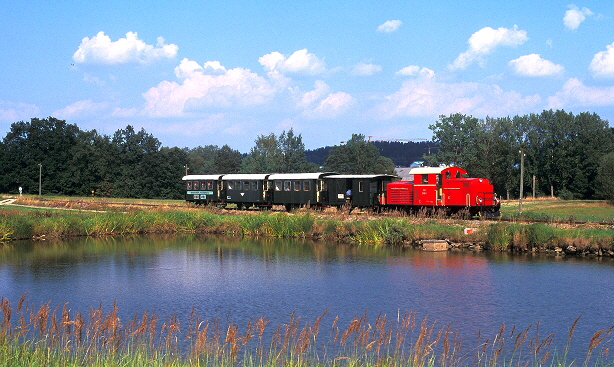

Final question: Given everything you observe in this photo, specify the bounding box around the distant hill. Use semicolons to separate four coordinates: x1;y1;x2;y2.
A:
305;141;434;167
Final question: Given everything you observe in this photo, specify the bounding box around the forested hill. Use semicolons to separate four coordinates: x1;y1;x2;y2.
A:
305;141;432;167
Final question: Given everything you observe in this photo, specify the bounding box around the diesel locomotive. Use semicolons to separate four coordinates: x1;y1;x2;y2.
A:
182;166;500;216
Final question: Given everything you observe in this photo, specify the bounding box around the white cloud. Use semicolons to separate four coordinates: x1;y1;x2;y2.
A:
298;81;355;119
52;99;110;118
548;78;614;108
509;54;564;76
259;49;326;76
73;31;178;64
396;65;435;78
376;72;541;119
449;25;528;70
0;100;39;122
589;42;614;78
563;5;593;31
377;20;402;33
142;59;277;117
350;62;382;76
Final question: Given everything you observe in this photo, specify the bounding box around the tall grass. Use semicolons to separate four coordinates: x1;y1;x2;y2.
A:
0;296;612;367
1;206;613;254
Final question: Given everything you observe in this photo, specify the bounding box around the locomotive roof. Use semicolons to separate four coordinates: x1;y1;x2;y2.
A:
268;172;338;180
182;174;224;180
222;174;270;180
328;174;397;179
408;166;467;175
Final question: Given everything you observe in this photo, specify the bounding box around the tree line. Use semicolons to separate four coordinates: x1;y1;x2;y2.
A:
0;118;393;199
428;110;614;201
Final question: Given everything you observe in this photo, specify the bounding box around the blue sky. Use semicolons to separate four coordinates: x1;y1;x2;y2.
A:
1;1;613;152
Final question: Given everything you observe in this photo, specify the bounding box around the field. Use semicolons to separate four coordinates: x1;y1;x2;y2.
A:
500;198;614;223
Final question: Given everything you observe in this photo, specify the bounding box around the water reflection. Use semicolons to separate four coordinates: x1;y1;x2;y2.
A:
1;234;613;360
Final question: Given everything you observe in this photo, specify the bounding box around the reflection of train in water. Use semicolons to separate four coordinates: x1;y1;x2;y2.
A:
182;166;500;216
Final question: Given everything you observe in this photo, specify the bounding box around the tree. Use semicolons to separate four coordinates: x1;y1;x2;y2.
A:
324;134;395;174
213;145;243;173
184;145;220;174
241;129;314;173
597;152;614;203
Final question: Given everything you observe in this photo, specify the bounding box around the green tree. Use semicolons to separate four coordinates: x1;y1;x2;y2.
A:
597;152;614;203
213;144;243;173
241;129;314;173
184;145;219;174
324;134;395;174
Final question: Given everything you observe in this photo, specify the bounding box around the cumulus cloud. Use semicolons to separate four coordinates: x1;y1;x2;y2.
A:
298;81;355;119
73;31;178;64
509;54;564;76
449;25;528;70
259;49;326;76
377;20;402;33
0;100;39;122
142;58;277;117
548;78;614;108
52;99;110;118
396;65;435;78
589;42;614;78
563;5;593;31
350;62;382;76
375;72;541;119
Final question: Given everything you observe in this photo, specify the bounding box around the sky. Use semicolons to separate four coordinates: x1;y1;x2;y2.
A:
1;1;614;153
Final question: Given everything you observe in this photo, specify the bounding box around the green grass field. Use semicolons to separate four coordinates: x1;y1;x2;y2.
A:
500;199;614;223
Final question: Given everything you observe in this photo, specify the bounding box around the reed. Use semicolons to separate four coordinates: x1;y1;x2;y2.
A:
0;295;613;367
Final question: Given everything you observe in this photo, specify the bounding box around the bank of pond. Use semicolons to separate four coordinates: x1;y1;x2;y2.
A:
0;206;613;257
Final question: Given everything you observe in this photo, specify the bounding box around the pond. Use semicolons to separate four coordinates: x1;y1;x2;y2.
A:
1;234;613;361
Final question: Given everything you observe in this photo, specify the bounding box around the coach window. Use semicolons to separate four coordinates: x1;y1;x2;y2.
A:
294;181;301;191
201;182;206;190
186;182;192;190
251;181;258;191
275;181;282;191
422;175;429;184
193;181;199;190
227;181;234;190
243;181;249;191
303;181;310;192
284;181;291;191
207;181;212;190
358;181;364;193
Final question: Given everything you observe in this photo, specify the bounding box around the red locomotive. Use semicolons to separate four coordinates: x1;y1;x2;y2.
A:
381;166;500;216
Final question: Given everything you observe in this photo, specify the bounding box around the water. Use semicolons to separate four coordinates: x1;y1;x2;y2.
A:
1;234;613;360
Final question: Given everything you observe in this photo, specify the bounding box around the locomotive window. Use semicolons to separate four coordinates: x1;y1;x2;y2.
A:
303;181;310;192
251;181;258;191
243;181;249;191
275;181;282;191
421;175;429;184
446;172;451;180
294;181;301;191
186;182;192;190
284;181;291;191
358;181;364;192
436;175;441;185
456;172;461;178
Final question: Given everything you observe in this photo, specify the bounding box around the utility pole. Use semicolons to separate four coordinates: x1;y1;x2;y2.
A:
38;163;42;197
183;165;188;176
518;149;525;214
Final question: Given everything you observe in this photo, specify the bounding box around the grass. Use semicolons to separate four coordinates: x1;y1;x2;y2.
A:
0;196;613;254
0;296;612;367
500;198;614;223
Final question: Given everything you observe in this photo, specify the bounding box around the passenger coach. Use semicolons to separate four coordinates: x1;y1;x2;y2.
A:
182;174;224;204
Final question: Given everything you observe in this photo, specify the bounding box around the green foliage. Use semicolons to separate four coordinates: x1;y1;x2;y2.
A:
429;110;614;200
487;223;511;251
241;129;315;173
323;134;396;174
597;152;614;203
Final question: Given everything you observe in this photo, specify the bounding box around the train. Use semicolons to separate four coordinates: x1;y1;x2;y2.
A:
182;166;501;216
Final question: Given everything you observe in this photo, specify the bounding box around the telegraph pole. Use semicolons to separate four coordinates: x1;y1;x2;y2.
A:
38;163;42;197
518;149;525;214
